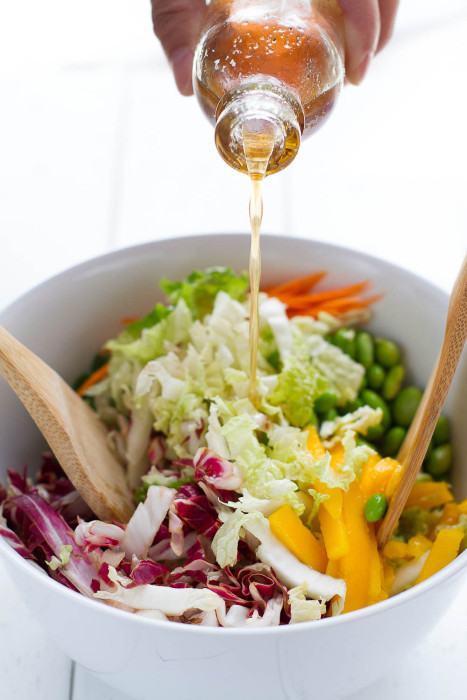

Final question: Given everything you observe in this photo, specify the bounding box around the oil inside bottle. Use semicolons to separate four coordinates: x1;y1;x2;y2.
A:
243;120;277;403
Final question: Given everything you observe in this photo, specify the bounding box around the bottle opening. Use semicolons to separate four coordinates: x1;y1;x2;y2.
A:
215;83;303;176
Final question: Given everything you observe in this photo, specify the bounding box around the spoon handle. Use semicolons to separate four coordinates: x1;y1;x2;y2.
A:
0;326;134;522
378;254;467;548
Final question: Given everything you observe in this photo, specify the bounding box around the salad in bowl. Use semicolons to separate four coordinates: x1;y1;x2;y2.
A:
1;263;465;628
0;234;466;700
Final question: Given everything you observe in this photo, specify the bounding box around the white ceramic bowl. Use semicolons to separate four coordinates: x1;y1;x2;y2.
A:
1;234;466;700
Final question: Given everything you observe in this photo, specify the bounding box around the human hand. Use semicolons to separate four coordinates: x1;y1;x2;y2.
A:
151;0;399;96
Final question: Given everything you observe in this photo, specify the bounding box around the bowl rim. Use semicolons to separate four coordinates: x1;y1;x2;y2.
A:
0;232;465;636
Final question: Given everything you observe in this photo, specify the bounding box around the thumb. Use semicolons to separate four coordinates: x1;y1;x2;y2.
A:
152;0;206;96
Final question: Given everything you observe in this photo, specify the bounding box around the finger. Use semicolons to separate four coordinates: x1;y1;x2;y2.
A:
376;0;399;53
337;0;381;85
152;0;206;96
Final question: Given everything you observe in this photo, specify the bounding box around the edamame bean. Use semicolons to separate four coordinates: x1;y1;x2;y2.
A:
339;398;364;414
382;426;407;457
433;415;450;445
356;331;374;369
366;424;385;441
321;408;338;422
375;338;401;367
426;444;453;477
333;328;357;359
315;389;338;414
382;364;405;401
361;389;391;430
367;364;386;390
364;493;388;522
392;386;422;427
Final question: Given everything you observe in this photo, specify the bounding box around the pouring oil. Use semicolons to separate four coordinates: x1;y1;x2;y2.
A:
242;122;277;403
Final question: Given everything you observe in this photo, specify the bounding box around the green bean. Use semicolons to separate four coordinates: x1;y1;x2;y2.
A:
315;389;338;414
364;493;388;522
356;331;374;369
432;415;450;446
382;426;407;457
333;328;357;359
392;386;422;427
382;364;405;401
367;364;386;390
426;444;453;478
375;338;401;367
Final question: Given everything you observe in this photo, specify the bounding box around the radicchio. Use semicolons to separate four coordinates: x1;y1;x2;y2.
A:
194;447;243;492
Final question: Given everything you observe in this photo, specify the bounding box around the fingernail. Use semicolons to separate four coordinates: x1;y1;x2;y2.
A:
171;48;194;96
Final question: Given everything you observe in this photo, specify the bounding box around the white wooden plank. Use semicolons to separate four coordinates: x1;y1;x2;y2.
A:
0;560;72;699
72;663;132;700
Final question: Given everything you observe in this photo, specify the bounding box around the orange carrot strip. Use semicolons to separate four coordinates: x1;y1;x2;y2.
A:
287;294;384;318
264;271;327;297
275;281;370;309
121;317;138;325
77;363;110;397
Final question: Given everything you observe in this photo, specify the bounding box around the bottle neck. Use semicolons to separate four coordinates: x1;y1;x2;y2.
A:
214;83;304;176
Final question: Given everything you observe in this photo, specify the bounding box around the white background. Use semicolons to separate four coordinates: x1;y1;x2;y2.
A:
0;1;466;698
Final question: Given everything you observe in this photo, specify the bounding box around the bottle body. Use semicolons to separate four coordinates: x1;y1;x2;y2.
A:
193;0;345;175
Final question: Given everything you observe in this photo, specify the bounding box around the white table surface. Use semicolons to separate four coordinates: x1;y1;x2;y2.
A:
1;2;466;698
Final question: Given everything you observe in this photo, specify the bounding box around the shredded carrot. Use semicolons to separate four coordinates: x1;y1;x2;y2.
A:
275;281;370;309
286;295;384;319
121;317;138;325
264;271;327;297
77;363;109;397
265;269;383;320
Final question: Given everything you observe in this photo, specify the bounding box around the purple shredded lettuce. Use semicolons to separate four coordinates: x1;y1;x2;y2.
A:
0;454;291;626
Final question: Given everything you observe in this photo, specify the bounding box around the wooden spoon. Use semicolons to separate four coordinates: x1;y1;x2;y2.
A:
378;254;467;548
0;326;134;523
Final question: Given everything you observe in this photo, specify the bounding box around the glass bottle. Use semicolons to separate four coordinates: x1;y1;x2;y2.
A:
193;0;345;176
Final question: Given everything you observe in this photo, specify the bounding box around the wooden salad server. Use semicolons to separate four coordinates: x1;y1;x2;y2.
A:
378;254;467;548
0;326;134;523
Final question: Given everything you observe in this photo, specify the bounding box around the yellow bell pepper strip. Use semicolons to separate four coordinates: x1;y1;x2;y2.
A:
340;480;372;613
318;503;350;560
458;499;467;515
383;540;412;560
381;561;396;597
384;460;405;499
367;523;384;605
415;528;464;584
306;424;326;459
268;504;328;574
438;502;461;526
326;558;341;578
405;481;454;510
360;456;399;500
305;426;349;557
306;426;343;519
407;534;432;558
383;534;433;561
328;441;345;468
